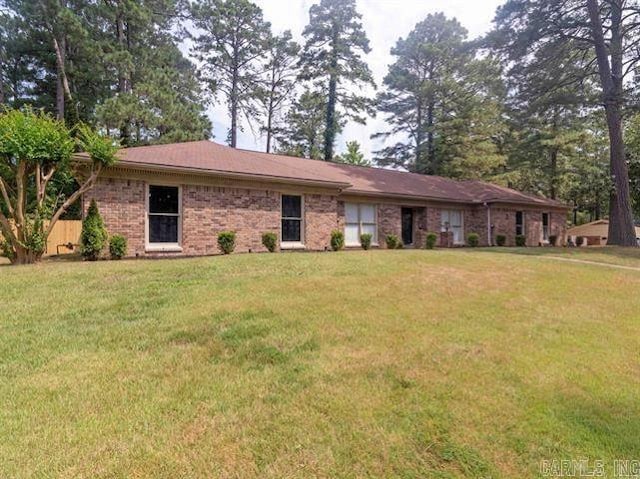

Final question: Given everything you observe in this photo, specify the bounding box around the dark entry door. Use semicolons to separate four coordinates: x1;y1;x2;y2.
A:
401;208;413;245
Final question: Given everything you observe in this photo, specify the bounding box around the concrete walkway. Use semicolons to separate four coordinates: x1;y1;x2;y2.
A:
539;255;640;272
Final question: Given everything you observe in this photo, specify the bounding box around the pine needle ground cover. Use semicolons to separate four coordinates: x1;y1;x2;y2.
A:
1;250;638;478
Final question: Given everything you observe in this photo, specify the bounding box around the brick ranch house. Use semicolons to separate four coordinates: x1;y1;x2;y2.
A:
75;140;569;257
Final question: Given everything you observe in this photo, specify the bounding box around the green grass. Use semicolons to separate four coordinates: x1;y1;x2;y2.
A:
1;249;639;478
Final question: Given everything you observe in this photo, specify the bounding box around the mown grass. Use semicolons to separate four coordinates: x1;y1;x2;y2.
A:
1;249;639;478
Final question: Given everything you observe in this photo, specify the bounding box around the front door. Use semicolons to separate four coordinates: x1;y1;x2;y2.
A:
401;208;413;245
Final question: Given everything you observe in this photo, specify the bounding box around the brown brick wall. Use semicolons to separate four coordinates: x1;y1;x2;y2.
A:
182;184;280;255
85;176;567;257
84;177;147;256
304;194;338;250
378;204;401;248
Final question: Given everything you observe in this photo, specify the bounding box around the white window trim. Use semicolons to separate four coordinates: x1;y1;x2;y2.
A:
345;203;378;247
145;183;183;252
515;211;525;237
280;194;305;249
441;209;465;245
542;212;550;243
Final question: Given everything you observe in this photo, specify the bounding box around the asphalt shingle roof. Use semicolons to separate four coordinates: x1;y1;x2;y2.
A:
107;140;566;208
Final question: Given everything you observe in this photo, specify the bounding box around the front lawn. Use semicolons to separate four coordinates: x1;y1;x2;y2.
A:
1;249;639;478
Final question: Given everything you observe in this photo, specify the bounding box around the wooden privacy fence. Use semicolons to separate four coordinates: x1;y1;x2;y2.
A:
7;219;82;256
45;220;82;255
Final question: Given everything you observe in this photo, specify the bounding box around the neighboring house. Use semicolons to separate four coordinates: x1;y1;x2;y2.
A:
75;140;569;257
567;219;640;246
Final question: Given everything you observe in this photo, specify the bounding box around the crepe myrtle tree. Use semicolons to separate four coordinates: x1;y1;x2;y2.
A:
0;108;117;264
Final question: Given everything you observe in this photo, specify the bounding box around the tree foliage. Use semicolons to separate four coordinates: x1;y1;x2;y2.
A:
373;14;506;179
299;0;375;161
190;0;271;148
0;108;117;264
334;141;369;166
274;90;326;160
258;31;300;153
490;0;638;245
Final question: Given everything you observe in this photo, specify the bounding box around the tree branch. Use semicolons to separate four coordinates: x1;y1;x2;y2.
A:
45;164;102;238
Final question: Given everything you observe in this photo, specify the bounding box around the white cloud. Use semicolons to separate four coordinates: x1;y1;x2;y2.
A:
202;0;504;159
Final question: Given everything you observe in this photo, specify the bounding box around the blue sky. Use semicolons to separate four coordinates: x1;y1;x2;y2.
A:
196;0;504;158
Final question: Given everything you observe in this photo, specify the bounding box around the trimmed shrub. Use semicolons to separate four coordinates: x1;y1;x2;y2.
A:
396;241;404;249
261;232;277;252
217;231;236;254
360;233;372;250
425;232;438;249
109;235;127;260
467;232;480;247
330;230;344;251
548;235;558;246
515;234;526;247
495;234;506;246
385;234;399;249
80;199;107;261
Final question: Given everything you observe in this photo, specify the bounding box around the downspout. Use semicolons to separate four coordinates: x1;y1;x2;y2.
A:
485;202;492;246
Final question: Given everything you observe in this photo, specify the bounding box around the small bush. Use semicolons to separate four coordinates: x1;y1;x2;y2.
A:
385;234;399;249
330;230;344;251
217;231;236;254
548;235;557;246
80;199;107;261
360;233;372;250
515;234;526;247
425;232;438;249
496;234;506;246
396;241;404;249
467;232;480;247
109;235;127;259
261;232;277;252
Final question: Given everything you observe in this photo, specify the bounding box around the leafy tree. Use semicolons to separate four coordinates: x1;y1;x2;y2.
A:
490;0;638;245
373;14;506;178
334;140;369;166
625;113;640;217
299;0;375;161
274;90;326;160
0;108;117;264
96;0;210;145
190;0;271;147
258;31;300;153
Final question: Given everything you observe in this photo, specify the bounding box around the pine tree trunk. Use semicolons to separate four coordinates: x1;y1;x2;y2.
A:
1;63;7;105
426;101;435;175
415;98;424;173
323;27;339;161
55;37;66;121
587;0;637;246
116;11;131;145
324;74;337;161
266;105;273;153
229;47;239;148
549;148;558;199
230;84;238;148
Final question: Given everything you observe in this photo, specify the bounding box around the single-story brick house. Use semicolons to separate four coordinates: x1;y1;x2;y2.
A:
76;140;569;257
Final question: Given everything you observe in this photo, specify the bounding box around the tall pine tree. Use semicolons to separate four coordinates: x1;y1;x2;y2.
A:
373;13;506;178
299;0;375;161
190;0;271;148
258;31;299;153
491;0;638;245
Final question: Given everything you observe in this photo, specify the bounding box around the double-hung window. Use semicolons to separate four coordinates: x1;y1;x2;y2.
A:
345;203;377;246
515;211;524;236
542;213;550;242
281;195;303;244
441;210;464;244
147;185;181;248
